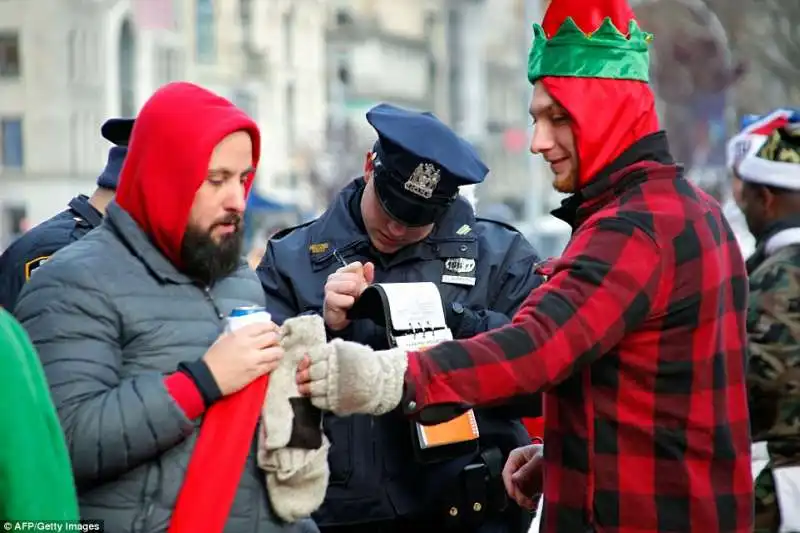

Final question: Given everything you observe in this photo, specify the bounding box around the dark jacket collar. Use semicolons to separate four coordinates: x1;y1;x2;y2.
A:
68;195;103;228
551;131;677;228
746;215;800;274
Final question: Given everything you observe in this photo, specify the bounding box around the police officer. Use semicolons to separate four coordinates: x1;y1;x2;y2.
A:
0;117;134;310
257;103;542;533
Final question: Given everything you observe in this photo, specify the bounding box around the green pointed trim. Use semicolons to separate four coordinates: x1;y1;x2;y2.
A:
527;17;653;84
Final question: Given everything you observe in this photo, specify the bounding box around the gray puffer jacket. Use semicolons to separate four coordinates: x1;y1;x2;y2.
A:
14;202;319;533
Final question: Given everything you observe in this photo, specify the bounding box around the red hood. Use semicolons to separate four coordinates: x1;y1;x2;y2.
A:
116;82;261;266
541;77;660;186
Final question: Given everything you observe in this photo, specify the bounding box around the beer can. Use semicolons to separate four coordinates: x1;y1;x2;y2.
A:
226;306;272;332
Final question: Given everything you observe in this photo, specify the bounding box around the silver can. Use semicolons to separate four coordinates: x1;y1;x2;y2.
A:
225;306;272;332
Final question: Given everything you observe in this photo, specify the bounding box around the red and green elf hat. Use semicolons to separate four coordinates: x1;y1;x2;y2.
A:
528;0;661;185
528;0;653;84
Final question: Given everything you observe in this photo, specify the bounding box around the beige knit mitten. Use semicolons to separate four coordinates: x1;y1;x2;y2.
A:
306;339;408;416
257;314;330;522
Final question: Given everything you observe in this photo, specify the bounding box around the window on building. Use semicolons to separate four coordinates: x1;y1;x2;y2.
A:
427;57;437;97
424;12;436;34
337;62;350;85
196;0;216;64
119;19;136;117
285;83;295;152
239;0;252;35
446;8;463;128
335;9;352;26
0;118;24;169
2;204;28;246
67;30;78;81
0;32;21;78
156;46;181;86
282;7;294;66
233;89;257;118
69;113;80;171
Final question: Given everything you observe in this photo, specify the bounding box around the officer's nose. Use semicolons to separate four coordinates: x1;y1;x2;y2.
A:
386;219;408;238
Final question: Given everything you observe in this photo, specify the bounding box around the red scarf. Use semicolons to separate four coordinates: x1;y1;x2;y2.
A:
169;375;270;533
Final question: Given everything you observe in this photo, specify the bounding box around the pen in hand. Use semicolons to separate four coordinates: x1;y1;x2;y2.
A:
333;249;349;268
333;249;374;285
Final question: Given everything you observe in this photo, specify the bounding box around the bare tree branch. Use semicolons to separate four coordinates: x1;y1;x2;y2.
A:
739;0;800;93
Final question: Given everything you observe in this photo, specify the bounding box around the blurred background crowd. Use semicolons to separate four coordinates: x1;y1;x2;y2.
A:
0;0;797;260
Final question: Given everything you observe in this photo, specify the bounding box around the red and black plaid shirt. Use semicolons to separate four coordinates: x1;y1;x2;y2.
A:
402;134;753;533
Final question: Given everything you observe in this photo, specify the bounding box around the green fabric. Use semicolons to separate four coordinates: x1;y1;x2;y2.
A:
0;309;79;520
756;126;800;163
527;17;653;84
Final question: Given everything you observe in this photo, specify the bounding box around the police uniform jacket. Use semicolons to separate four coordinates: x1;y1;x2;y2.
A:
257;178;543;527
0;195;102;310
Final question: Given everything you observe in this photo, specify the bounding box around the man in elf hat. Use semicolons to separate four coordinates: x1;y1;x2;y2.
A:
295;0;754;531
733;112;800;532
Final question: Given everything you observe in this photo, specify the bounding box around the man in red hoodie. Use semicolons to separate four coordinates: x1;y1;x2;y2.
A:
297;0;754;531
14;82;318;533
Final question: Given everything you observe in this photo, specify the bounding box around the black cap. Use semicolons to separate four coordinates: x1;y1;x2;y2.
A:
101;117;135;147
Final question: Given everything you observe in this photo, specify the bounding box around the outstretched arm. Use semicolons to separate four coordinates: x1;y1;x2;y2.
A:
402;216;662;422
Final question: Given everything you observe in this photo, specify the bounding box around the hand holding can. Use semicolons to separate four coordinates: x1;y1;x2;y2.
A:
203;306;283;396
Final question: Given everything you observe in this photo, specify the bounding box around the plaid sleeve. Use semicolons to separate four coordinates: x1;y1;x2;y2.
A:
402;214;664;421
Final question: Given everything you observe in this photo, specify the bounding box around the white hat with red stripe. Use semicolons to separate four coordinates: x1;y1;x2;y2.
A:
726;109;800;189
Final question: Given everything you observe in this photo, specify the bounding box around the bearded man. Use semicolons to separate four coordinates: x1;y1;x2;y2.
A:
14;82;318;533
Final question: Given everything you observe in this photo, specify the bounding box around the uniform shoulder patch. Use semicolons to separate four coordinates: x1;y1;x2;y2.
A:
24;255;51;281
455;224;472;235
309;242;329;254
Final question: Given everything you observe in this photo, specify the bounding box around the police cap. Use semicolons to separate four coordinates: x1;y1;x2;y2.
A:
366;103;488;227
98;117;135;190
101;117;135;147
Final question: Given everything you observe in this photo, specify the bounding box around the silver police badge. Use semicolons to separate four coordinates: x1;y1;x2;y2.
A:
442;258;476;286
405;162;441;199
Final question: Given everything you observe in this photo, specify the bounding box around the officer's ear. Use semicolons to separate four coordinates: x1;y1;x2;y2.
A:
363;151;375;181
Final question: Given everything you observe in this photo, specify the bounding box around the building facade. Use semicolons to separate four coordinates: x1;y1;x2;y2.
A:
318;0;538;219
1;0;111;242
0;0;328;245
319;0;448;205
454;0;534;217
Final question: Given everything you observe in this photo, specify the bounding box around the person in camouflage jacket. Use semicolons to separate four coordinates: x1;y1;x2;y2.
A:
735;110;800;532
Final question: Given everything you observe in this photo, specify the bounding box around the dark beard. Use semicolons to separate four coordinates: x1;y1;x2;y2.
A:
180;217;244;286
